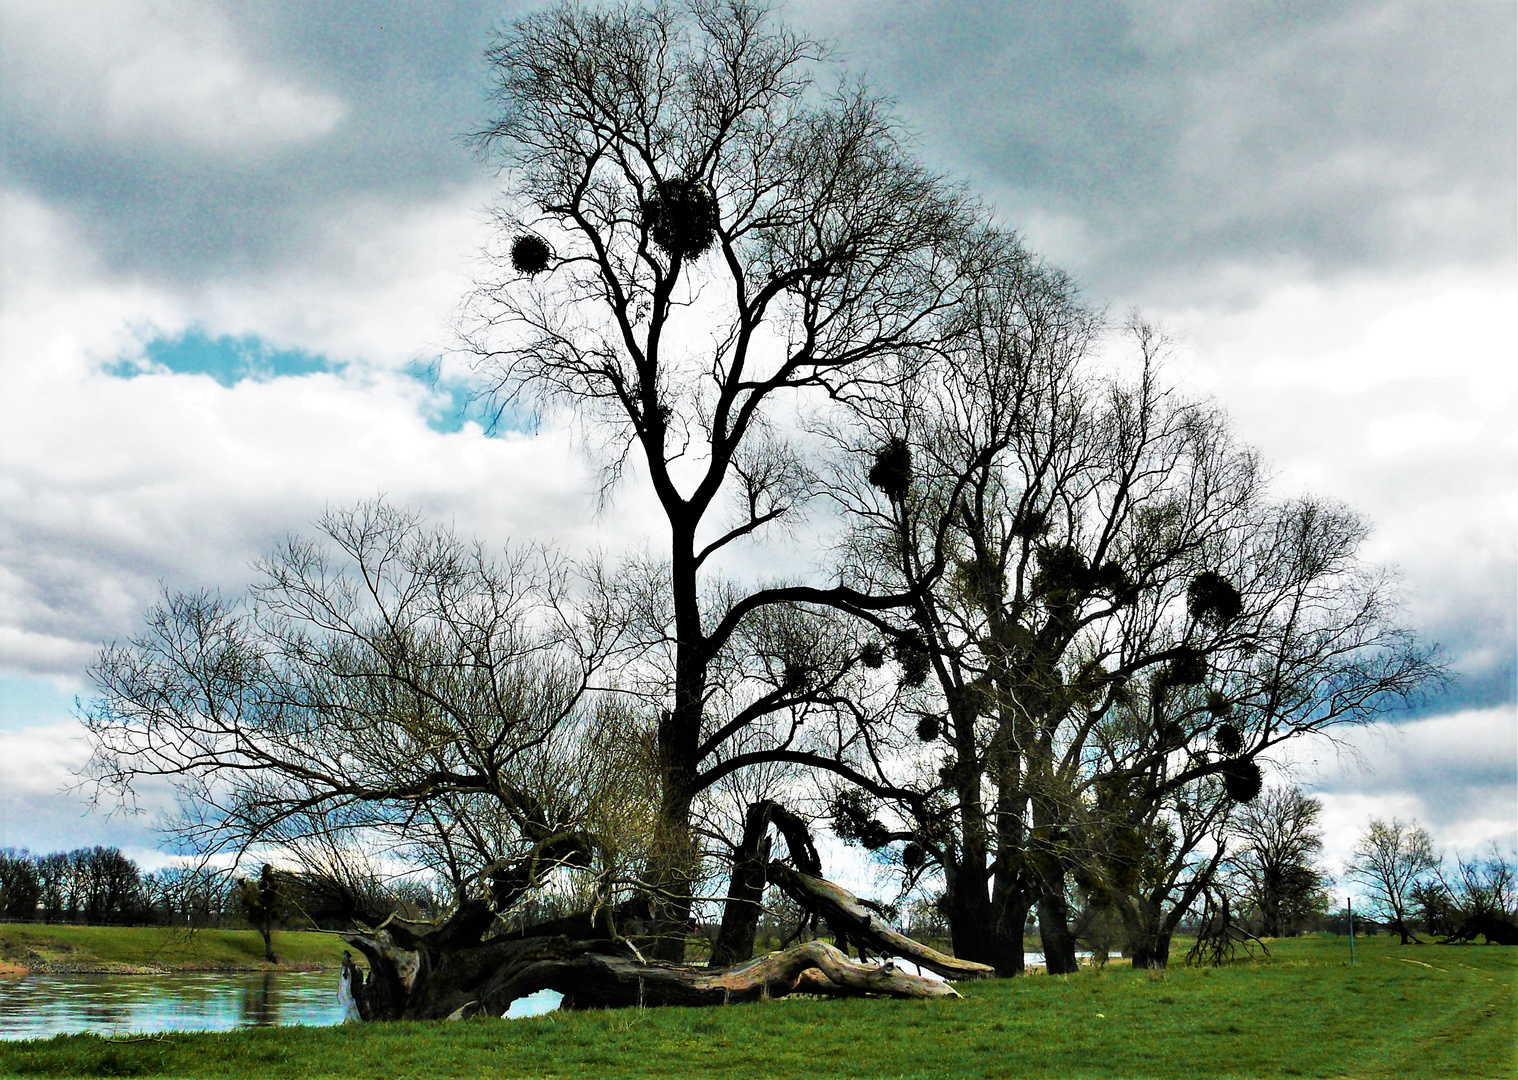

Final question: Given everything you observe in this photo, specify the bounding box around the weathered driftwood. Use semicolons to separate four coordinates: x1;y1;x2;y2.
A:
767;861;996;981
342;933;958;1020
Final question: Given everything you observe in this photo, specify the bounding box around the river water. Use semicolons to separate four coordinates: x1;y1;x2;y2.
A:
0;972;562;1040
0;954;1080;1039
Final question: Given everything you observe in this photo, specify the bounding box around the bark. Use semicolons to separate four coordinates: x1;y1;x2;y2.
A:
767;862;995;980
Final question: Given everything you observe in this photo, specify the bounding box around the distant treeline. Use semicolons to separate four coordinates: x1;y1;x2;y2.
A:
0;846;239;926
0;847;446;930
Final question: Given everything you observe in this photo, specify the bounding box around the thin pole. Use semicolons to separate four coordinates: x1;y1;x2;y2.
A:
1347;897;1355;966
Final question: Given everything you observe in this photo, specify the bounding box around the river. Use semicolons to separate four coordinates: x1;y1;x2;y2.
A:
0;972;562;1040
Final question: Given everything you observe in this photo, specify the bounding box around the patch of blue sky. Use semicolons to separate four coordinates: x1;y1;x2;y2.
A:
109;331;536;435
407;360;536;435
107;329;338;387
0;675;79;732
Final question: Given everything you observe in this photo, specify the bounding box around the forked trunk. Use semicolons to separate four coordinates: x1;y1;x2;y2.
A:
709;802;822;968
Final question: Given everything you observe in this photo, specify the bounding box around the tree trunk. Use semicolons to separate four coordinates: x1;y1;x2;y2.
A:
1260;868;1283;937
767;862;995;980
258;923;277;964
986;894;1033;977
710;802;821;968
649;531;705;963
1127;926;1171;970
1117;896;1171;970
944;859;997;967
1036;888;1079;975
338;854;976;1021
710;829;771;968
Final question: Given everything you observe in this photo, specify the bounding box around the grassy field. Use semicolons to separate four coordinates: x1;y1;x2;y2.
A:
0;935;1512;1079
0;924;350;974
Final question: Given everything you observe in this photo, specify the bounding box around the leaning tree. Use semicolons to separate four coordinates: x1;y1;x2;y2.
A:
822;292;1442;974
461;0;999;958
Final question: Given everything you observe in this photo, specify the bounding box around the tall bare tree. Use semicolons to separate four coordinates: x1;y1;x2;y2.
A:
1346;817;1440;944
464;0;991;957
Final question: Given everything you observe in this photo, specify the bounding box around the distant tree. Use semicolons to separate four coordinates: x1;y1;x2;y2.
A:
1230;786;1330;937
1446;847;1517;922
35;852;71;922
78;847;143;925
1431;846;1518;944
1346;818;1440;944
141;863;232;928
1410;879;1460;937
238;864;285;963
0;849;42;921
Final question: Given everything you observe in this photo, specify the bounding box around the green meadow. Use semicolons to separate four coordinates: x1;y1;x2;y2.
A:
0;925;349;974
1;935;1512;1079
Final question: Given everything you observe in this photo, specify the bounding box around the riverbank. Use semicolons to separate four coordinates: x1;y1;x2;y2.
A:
0;925;350;975
1;936;1512;1079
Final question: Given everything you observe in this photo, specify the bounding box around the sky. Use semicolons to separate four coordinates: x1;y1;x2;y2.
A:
0;0;1513;895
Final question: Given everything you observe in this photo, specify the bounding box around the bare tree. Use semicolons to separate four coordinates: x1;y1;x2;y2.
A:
1346;817;1440;944
1229;786;1330;937
463;0;993;958
86;502;641;938
0;850;42;921
1431;846;1518;944
826;300;1441;975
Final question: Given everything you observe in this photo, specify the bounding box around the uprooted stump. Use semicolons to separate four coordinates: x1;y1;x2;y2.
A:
342;932;958;1020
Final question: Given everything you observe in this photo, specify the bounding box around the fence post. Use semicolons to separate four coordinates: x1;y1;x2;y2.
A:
1347;897;1355;966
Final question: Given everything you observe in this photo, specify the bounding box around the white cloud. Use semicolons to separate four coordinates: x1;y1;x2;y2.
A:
0;0;346;156
1269;706;1518;874
0;188;668;680
1149;268;1518;701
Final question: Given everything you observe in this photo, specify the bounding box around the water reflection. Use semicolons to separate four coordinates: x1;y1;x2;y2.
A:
0;971;345;1041
239;972;278;1028
0;971;564;1039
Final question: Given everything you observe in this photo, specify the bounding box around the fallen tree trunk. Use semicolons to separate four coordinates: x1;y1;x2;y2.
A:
343;933;958;1020
766;861;996;981
337;845;988;1021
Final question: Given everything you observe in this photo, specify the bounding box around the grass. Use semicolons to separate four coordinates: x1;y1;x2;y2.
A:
0;924;350;974
0;935;1513;1079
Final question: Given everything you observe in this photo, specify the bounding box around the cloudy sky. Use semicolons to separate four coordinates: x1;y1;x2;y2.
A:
1;0;1512;889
